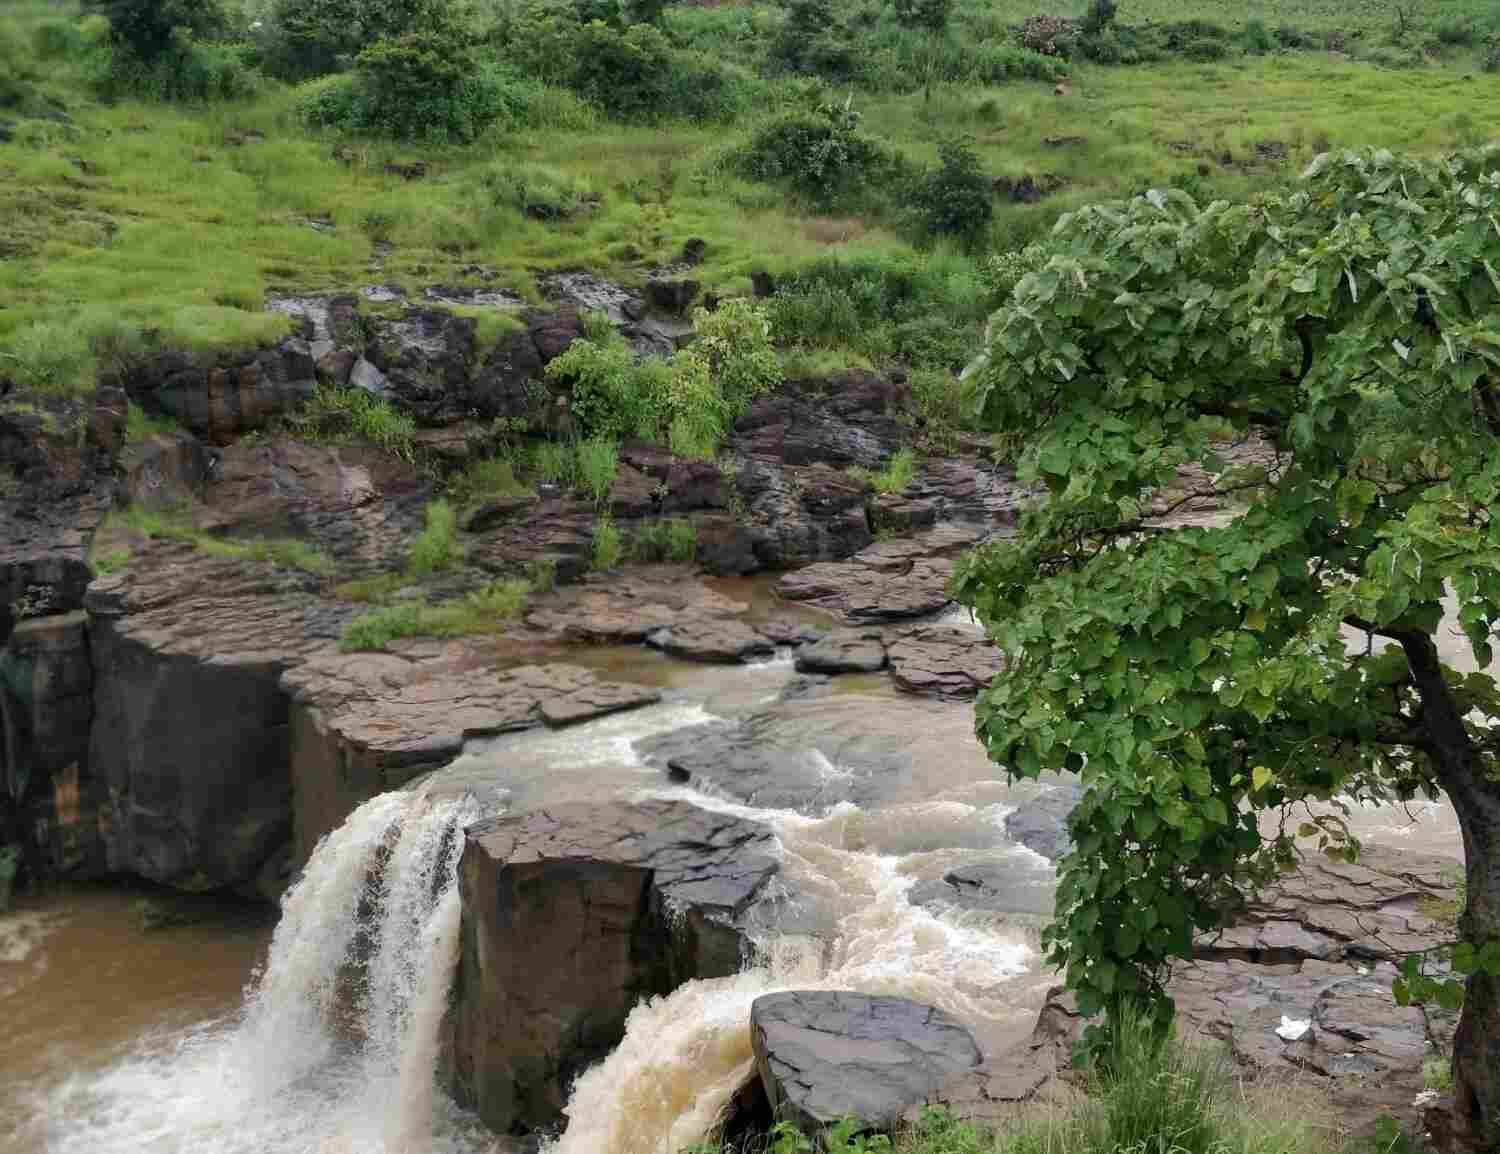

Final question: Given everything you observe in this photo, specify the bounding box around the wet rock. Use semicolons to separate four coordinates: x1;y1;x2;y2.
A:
283;654;661;860
1002;780;1081;861
732;371;908;470
907;862;1055;916
777;556;954;622
695;513;759;576
918;988;1081;1124
645;277;701;315
751;991;982;1133
522;571;751;644
366;307;477;425
461;494;535;532
733;459;872;569
794;630;887;674
316;348;356;386
132;345;317;444
119;431;215;511
885;625;1004;700
451;799;779;1133
348;357;388;395
870;494;938;532
647;618;775;664
756;619;827;647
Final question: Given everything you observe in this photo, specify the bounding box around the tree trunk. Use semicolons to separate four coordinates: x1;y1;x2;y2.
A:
1401;630;1500;1150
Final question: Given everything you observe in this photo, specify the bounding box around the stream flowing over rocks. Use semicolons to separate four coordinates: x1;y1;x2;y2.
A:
0;275;1469;1152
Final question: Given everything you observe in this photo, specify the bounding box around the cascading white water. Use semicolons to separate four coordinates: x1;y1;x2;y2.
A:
42;789;492;1154
548;792;1044;1154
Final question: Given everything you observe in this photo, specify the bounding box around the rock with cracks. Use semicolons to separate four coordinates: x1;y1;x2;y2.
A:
750;991;983;1133
450;799;779;1134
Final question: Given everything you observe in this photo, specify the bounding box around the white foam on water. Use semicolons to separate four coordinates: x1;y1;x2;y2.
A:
548;789;1038;1154
41;791;493;1154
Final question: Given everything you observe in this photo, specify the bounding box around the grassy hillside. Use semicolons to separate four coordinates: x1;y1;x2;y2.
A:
2;0;1499;396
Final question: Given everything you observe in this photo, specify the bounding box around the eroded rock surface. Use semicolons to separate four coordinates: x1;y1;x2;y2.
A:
795;630;887;674
885;624;1003;700
450;799;779;1133
777;528;985;623
283;649;661;860
751;992;982;1133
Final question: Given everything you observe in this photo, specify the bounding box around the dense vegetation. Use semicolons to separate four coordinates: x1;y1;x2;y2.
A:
955;146;1500;1146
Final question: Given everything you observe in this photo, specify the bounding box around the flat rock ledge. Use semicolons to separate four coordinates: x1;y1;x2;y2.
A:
750;992;983;1134
282;650;660;862
450;799;780;1135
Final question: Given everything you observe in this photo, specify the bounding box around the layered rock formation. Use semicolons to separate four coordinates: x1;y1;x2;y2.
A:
750;992;983;1133
450;799;780;1132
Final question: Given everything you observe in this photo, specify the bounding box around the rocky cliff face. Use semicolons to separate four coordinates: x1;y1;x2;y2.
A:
449;799;780;1133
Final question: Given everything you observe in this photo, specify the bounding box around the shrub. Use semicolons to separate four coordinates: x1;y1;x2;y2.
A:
482;162;598;220
544;330;658;439
1080;0;1116;36
351;24;495;142
910;136;993;243
407;499;461;577
90;34;260;102
1183;36;1228;61
591;515;623;570
664;349;724;459
666;518;697;562
858;447;916;494
911;367;965;449
263;0;453;78
736;100;906;212
534;440;577;487
770;0;860;82
448;456;531;508
125;403;180;442
569;20;751;122
87;0;224;62
1242;18;1275;54
632;518;671;560
1435;17;1477;47
291;384;417;459
1485;39;1500;73
577;437;620;506
690;299;782;418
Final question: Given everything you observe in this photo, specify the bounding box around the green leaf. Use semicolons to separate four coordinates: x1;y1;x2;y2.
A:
1115;924;1142;958
1201;797;1230;825
1251;765;1273;792
1133;807;1159;840
1393;977;1411;1007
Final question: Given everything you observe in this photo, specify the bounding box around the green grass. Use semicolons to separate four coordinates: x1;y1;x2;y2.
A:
852;447;918;494
631;517;697;563
290;384;418;460
103;505;335;576
125;402;180;441
446;455;533;511
577;436;620;506
337;576;532;650
406;498;461;577
591;515;623;570
4;3;1500;397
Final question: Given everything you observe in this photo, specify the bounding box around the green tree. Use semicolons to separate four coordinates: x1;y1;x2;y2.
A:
88;0;224;60
954;149;1500;1146
891;0;951;101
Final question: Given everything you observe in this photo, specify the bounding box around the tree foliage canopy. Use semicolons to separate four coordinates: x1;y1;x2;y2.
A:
954;148;1500;1084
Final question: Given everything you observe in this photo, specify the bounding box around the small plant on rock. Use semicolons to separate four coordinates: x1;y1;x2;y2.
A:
576;436;619;506
591;515;623;570
406;498;461;577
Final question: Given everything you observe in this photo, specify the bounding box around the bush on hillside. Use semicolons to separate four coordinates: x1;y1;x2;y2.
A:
770;0;861;82
569;21;751;121
301;23;503;142
690;299;782;418
87;0;225;61
736;100;907;212
908;137;993;244
262;0;455;78
91;34;260;101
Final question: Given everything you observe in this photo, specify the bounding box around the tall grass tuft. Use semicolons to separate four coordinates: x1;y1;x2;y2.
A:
407;499;461;577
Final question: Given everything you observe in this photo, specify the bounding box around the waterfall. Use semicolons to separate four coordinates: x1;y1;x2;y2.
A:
44;789;491;1154
548;792;1039;1154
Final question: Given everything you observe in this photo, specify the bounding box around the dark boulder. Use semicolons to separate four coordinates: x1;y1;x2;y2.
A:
450;800;779;1133
750;992;982;1133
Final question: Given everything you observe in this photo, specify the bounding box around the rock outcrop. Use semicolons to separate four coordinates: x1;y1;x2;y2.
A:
283;651;661;860
776;527;986;622
885;624;1003;700
450;799;779;1133
750;992;983;1133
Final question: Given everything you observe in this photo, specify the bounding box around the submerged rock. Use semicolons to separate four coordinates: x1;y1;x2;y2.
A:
450;799;779;1134
750;991;982;1133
